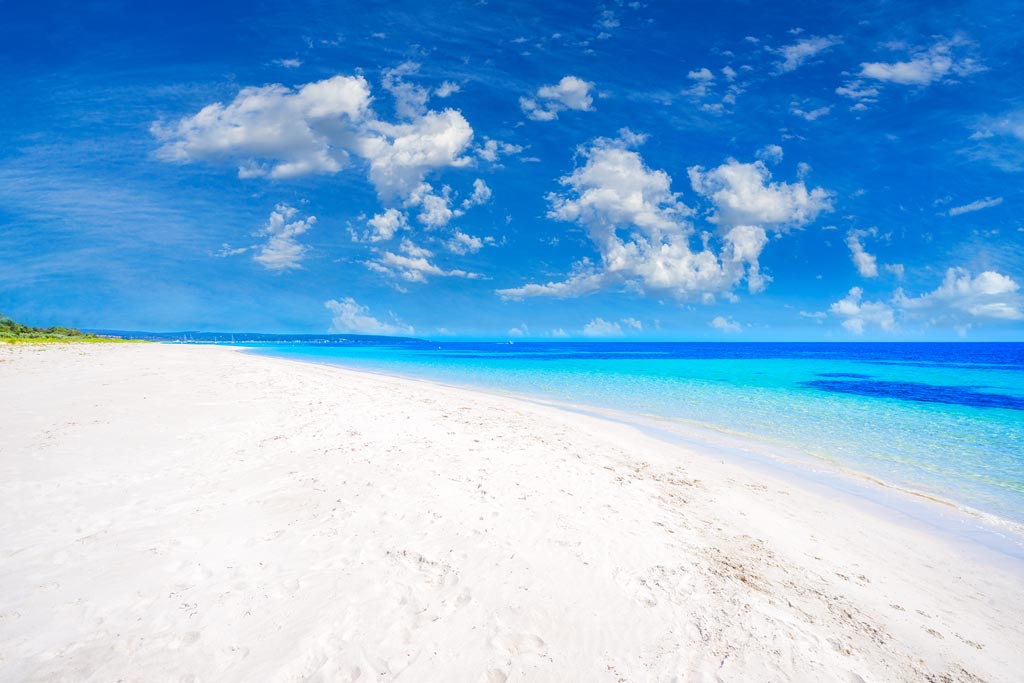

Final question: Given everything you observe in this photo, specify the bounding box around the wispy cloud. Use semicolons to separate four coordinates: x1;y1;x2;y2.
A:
947;196;1003;216
774;35;841;73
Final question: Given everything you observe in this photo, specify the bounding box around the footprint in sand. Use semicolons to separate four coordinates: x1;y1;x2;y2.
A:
491;632;546;657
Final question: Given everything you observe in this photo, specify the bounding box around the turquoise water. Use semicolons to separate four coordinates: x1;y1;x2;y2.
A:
245;342;1024;526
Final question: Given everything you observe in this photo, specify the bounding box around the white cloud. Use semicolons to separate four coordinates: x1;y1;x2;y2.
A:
685;68;715;97
830;268;1023;334
967;111;1024;171
860;38;983;86
381;61;430;119
884;263;905;279
520;76;596;121
360;110;474;201
688;67;714;81
829;287;895;334
790;104;831;121
216;243;251;257
710;315;741;332
415;185;458;228
845;229;878;278
550;328;569;338
756;144;784;164
775;35;841;73
835;80;880;104
446;231;487;255
477;138;524;162
597;9;619;29
688;159;833;228
152;75;373;179
152;72;476;226
435;81;461;98
947;196;1003;216
971;111;1024;142
367;239;483;283
582;317;623;337
253;204;316;271
325;297;414;335
274;58;302;68
363;208;408;242
462;178;492;209
895;268;1023;321
508;323;528;337
498;134;832;302
621;317;643;330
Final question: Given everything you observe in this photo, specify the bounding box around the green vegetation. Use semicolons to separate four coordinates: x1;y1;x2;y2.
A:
0;314;137;344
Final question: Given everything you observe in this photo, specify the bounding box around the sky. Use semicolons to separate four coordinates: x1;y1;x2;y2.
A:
1;0;1023;340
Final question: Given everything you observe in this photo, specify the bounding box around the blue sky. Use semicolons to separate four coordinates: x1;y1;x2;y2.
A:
2;0;1023;340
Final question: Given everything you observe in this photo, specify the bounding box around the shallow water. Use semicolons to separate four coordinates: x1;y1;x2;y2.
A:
245;342;1024;526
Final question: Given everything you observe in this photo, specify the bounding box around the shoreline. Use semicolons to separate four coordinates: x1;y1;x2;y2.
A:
2;342;1022;681
243;345;1024;561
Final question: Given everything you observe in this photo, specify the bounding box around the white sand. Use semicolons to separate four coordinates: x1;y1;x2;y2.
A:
0;343;1021;682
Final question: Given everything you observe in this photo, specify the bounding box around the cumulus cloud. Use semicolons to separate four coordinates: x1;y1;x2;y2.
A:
845;229;878;278
860;37;983;86
582;317;623;337
895;268;1023;322
775;35;841;73
153;76;373;179
829;287;895;334
446;231;489;255
251;204;316;271
498;133;832;301
947;196;1003;216
520;76;595;121
435;81;461;98
687;159;832;228
710;315;741;332
366;239;483;283
476;137;524;162
462;178;492;208
325;297;414;335
830;268;1023;334
684;68;716;98
414;185;458;228
363;208;408;242
152;73;477;231
360;110;474;201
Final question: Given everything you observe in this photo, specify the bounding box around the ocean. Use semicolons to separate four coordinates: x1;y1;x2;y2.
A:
244;341;1024;530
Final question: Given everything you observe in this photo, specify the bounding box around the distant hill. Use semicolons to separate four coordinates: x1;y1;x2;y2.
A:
83;329;426;344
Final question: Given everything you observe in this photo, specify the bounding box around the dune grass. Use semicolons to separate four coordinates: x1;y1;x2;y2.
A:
0;314;141;344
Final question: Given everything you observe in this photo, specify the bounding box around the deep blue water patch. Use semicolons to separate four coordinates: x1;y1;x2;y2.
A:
801;379;1024;411
817;372;873;379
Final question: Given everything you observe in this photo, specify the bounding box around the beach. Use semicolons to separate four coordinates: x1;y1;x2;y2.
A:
1;343;1021;682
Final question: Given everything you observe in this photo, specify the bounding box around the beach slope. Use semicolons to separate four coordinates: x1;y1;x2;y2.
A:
0;343;1021;682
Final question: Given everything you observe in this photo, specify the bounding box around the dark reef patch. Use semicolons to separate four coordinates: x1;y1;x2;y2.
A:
801;379;1024;411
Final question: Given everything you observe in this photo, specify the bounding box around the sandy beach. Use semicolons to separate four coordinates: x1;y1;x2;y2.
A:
0;343;1021;682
